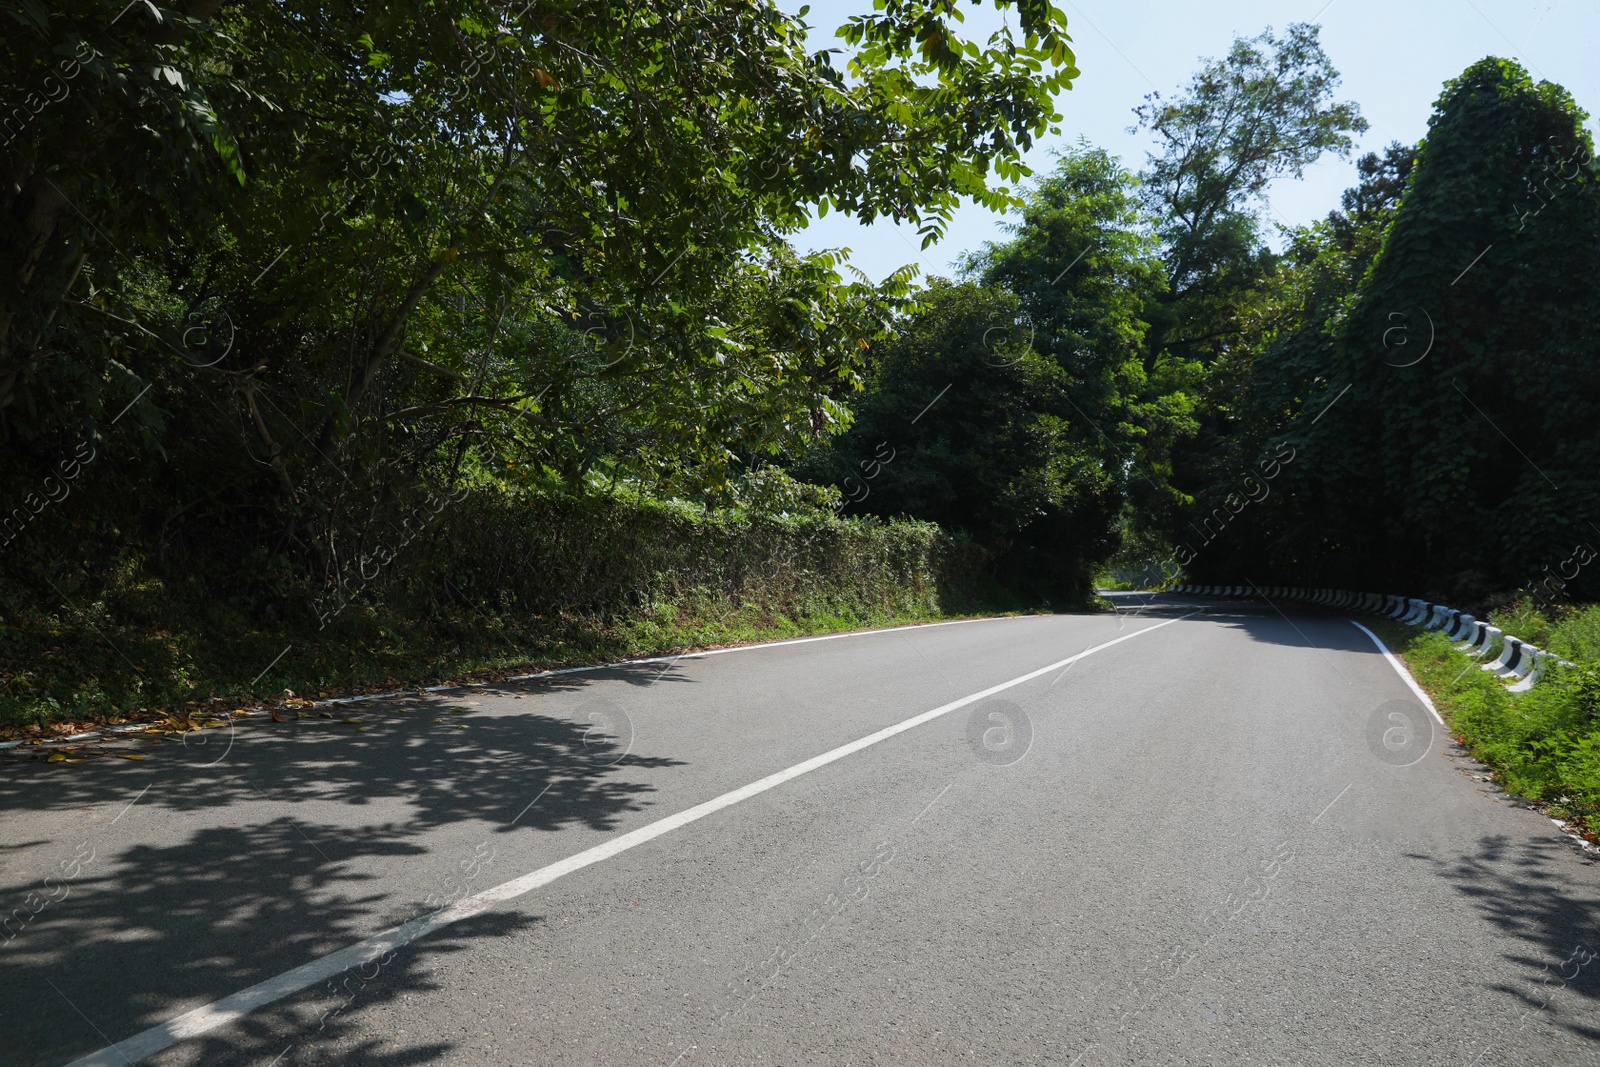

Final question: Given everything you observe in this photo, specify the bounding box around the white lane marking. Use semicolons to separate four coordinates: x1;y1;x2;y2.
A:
61;612;1199;1067
1346;619;1443;724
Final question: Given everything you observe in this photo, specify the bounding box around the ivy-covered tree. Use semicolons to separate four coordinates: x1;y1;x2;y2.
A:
1181;58;1600;601
1158;140;1416;582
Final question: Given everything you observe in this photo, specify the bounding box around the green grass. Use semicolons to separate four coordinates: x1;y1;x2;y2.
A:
1368;609;1600;841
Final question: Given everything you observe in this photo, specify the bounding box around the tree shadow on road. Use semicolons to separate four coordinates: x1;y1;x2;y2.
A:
1197;604;1392;657
0;660;691;827
0;662;691;1066
1414;833;1600;1045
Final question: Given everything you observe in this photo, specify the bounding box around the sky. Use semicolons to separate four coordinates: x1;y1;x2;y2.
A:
787;0;1600;284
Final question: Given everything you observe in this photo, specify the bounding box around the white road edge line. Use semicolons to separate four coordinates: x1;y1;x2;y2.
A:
1346;619;1443;725
11;621;1046;753
11;622;1053;753
61;612;1200;1067
508;614;1016;677
323;614;1038;705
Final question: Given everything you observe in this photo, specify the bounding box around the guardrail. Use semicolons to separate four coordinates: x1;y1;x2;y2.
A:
1165;584;1570;692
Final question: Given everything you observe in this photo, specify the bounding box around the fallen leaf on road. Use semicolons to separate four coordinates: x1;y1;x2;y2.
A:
118;754;145;760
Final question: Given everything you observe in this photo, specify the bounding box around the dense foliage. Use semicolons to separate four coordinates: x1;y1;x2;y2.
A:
808;24;1367;595
802;279;1116;603
1392;609;1600;832
0;1;1078;604
968;145;1191;527
1133;22;1367;371
1171;58;1600;602
0;483;991;724
0;0;1089;720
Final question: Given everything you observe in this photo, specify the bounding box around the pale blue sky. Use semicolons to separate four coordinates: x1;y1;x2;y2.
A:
789;0;1600;284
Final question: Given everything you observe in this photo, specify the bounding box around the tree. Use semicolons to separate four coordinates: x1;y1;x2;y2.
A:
1133;21;1367;367
1326;140;1415;257
1159;145;1406;583
0;0;1083;597
1127;23;1367;581
803;280;1120;604
964;144;1193;536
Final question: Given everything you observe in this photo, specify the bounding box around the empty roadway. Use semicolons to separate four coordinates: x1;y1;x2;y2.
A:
1;593;1596;1066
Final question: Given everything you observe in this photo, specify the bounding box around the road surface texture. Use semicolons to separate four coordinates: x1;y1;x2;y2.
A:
1;592;1596;1066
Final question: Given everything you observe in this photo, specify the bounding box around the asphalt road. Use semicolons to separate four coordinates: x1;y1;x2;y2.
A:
2;593;1597;1067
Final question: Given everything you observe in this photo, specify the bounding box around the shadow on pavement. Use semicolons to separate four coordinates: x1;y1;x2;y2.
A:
1418;833;1600;1046
1100;592;1391;657
0;661;690;1066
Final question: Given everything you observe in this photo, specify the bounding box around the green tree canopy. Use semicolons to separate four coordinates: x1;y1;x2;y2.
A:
965;144;1193;531
802;279;1119;603
0;0;1082;590
1133;21;1367;368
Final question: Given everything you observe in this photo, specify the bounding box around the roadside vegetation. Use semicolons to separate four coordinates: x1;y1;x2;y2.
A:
1376;603;1600;845
0;485;1016;730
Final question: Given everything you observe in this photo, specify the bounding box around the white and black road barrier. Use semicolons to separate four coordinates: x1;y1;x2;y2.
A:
1162;582;1571;692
